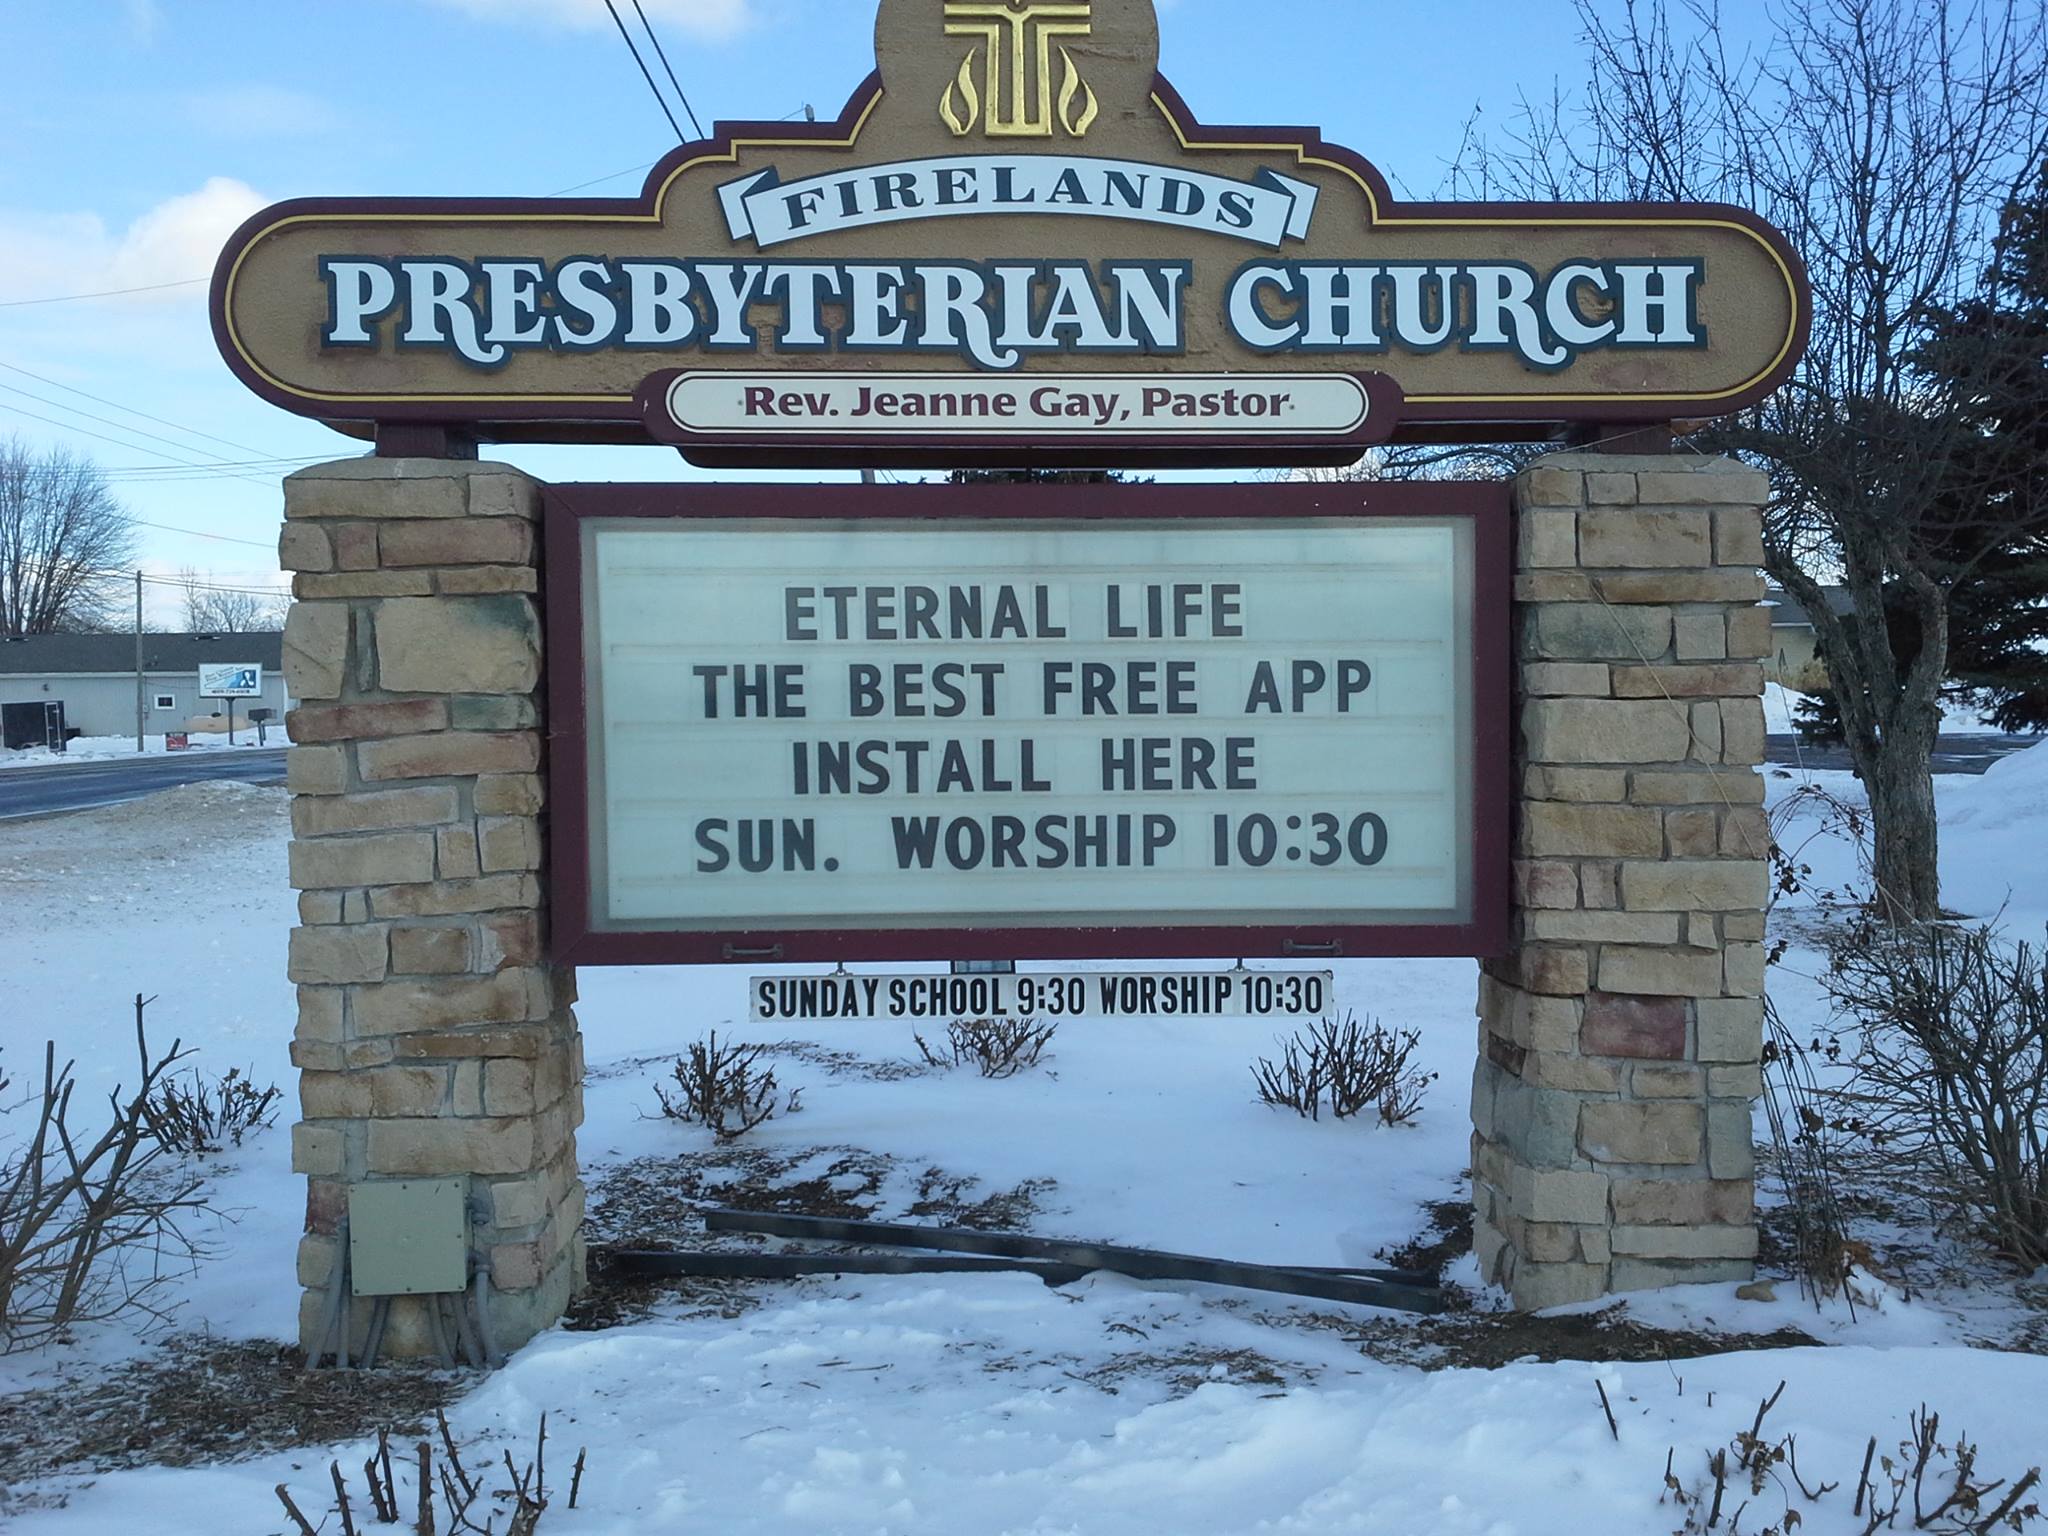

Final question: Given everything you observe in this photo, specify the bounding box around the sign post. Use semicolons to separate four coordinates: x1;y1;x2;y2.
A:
216;0;1800;1346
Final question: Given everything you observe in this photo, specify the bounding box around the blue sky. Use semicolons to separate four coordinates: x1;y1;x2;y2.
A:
0;0;1764;623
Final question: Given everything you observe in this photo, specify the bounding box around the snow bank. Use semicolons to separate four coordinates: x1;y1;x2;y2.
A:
1939;739;2048;929
17;1297;2048;1535
1769;742;2048;927
1943;737;2048;834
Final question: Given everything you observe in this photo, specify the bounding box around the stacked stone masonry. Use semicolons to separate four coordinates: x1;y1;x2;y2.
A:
1475;454;1770;1310
281;458;584;1359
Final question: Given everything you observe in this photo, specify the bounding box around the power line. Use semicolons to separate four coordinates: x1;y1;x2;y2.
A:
0;400;271;485
13;541;288;588
96;457;333;480
97;469;321;486
12;555;290;598
0;420;302;550
0;361;279;461
0;383;274;486
630;0;708;141
125;518;278;551
546;159;662;197
96;456;328;472
0;277;207;309
602;0;687;143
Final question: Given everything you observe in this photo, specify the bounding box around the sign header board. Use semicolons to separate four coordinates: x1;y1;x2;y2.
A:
211;0;1808;466
198;663;264;700
545;482;1509;966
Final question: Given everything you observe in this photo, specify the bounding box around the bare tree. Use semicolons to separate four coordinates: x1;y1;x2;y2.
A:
179;569;287;633
1448;0;2048;919
0;437;137;636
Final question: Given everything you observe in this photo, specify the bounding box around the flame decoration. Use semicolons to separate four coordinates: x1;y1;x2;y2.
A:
1057;46;1099;137
941;52;980;137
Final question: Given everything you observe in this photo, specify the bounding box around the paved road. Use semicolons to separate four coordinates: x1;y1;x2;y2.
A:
0;748;288;822
1767;733;2039;775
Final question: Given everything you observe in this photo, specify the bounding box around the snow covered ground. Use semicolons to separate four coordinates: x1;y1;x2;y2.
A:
2;754;2045;1533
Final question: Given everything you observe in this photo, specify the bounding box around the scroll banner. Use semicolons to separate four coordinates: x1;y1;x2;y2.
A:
718;156;1321;250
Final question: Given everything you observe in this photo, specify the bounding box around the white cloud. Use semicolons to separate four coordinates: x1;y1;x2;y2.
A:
0;179;267;307
425;0;751;38
108;180;269;289
181;86;339;140
123;0;161;44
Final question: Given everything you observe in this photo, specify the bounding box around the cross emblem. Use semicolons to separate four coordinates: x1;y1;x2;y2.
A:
940;1;1099;138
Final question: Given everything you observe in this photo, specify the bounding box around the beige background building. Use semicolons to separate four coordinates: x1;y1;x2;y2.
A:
0;632;290;742
1761;584;1846;692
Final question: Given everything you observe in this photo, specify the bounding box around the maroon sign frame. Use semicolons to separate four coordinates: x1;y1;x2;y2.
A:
543;481;1511;967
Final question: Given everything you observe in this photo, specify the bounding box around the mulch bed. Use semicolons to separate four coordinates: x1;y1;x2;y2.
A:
0;1339;453;1487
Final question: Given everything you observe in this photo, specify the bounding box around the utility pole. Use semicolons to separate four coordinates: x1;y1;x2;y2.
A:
134;571;145;752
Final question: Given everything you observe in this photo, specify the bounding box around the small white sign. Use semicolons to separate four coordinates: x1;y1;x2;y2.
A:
663;371;1372;439
198;663;264;699
750;970;1336;1023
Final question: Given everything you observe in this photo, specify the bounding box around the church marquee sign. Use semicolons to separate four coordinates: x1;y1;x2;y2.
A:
545;480;1511;965
211;0;1809;467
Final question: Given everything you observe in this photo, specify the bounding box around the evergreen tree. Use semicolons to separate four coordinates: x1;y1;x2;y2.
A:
1917;161;2048;732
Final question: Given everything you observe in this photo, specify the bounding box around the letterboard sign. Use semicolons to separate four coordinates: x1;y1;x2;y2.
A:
545;482;1509;964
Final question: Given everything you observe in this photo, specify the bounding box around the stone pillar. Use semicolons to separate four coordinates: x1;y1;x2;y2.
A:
1472;453;1771;1310
279;458;585;1359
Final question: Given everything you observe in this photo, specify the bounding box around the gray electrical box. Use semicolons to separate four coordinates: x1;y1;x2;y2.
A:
349;1180;469;1297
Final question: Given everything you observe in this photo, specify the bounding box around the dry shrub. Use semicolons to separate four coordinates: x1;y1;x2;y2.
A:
914;1018;1056;1079
1253;1013;1436;1126
1823;919;2048;1270
0;999;208;1353
1758;781;1873;1305
651;1034;799;1142
144;1066;281;1155
276;1410;589;1536
1758;995;1863;1305
1662;1382;2040;1536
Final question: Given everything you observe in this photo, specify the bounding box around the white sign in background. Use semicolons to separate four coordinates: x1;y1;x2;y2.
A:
197;663;264;699
583;519;1474;933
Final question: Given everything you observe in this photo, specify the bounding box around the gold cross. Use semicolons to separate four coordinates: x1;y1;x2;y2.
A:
941;2;1098;138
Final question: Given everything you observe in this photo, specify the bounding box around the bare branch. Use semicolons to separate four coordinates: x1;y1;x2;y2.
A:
0;436;136;635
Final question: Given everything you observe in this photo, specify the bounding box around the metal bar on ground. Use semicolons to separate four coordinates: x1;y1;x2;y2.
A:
704;1209;1434;1286
604;1251;1095;1284
698;1210;1442;1312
